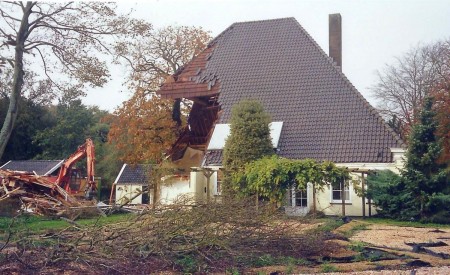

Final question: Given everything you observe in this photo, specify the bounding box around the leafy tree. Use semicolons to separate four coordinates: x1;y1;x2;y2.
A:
109;25;211;160
223;99;275;195
109;25;211;164
33;99;97;159
109;25;210;206
371;39;450;136
0;2;148;159
87;118;121;201
0;97;53;163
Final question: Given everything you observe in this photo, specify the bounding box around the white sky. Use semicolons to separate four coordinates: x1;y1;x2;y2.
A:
83;0;450;112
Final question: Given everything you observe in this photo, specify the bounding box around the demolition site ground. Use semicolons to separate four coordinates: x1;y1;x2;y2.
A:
0;200;449;275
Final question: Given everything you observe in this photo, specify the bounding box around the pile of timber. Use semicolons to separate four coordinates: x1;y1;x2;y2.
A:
0;169;94;216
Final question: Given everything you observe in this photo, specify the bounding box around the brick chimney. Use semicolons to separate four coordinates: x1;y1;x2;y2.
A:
329;13;342;71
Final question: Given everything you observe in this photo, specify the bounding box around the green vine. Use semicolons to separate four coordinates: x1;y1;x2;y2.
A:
232;156;350;203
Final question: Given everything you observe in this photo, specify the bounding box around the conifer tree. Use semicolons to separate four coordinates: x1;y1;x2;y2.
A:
222;99;274;195
401;97;449;220
367;97;450;222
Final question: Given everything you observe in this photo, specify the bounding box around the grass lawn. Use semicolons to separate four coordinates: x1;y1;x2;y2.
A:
360;217;450;229
0;213;133;237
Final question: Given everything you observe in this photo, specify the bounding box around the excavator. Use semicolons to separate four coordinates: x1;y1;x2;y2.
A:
0;138;97;205
53;138;97;198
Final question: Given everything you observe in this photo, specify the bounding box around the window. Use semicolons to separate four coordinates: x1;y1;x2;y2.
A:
331;180;350;202
287;186;308;207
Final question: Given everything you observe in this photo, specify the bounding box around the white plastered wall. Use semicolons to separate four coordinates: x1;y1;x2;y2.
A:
160;176;193;204
316;155;405;216
115;184;145;205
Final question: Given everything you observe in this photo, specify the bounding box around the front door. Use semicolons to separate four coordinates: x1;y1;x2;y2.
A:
285;186;309;216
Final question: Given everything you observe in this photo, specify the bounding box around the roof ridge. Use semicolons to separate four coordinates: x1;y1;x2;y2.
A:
233;17;295;25
209;17;296;47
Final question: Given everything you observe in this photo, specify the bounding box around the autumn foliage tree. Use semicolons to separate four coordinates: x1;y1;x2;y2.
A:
107;90;178;165
107;90;180;207
109;25;211;162
0;1;149;159
431;80;450;166
429;40;450;166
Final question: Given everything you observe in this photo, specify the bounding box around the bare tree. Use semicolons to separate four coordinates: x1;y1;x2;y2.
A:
114;25;211;93
114;25;210;127
371;39;450;136
0;2;150;159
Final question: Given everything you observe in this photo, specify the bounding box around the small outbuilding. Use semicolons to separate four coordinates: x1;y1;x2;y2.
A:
0;160;64;175
113;164;150;205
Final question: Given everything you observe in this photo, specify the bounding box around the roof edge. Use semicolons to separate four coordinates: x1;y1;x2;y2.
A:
114;163;127;184
0;160;11;169
45;159;65;175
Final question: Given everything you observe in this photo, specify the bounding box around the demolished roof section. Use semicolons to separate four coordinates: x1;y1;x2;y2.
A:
158;46;220;100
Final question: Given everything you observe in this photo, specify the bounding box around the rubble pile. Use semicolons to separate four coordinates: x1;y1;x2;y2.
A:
0;169;91;216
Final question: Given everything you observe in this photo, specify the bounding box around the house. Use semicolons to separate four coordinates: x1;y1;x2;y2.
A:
0;160;64;176
154;15;405;216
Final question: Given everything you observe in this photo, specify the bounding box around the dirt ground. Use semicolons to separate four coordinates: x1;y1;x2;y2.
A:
1;218;449;274
332;220;450;274
252;220;450;274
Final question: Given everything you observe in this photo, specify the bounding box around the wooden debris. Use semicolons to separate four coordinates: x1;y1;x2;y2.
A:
0;169;95;217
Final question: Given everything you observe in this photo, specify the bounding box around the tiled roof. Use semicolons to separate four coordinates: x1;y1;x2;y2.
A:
0;160;63;175
166;18;405;165
115;164;151;185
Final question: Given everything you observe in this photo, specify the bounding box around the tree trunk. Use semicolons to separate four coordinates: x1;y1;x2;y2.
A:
0;2;33;159
152;181;159;209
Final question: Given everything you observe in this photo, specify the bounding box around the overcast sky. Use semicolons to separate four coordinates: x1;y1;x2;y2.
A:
83;0;450;112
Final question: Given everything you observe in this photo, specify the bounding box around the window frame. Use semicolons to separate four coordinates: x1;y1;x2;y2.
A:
287;185;308;208
330;180;351;203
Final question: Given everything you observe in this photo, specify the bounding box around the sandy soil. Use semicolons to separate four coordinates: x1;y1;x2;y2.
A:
318;266;450;274
350;224;450;255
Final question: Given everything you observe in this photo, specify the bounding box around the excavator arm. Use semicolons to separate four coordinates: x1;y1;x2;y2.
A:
55;138;96;196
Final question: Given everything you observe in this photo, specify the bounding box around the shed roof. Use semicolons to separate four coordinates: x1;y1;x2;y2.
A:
160;17;404;165
0;160;64;175
114;164;151;185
